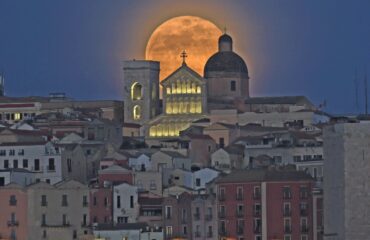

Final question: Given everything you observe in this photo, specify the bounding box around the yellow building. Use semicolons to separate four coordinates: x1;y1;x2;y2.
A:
147;63;207;137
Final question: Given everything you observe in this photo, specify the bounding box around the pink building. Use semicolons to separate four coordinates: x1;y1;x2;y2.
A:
90;187;113;225
0;183;28;240
216;168;314;240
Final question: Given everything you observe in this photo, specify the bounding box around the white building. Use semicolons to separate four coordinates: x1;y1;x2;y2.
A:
0;142;62;184
113;183;139;224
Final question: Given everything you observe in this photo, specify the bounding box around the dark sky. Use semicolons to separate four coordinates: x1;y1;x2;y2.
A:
0;0;369;114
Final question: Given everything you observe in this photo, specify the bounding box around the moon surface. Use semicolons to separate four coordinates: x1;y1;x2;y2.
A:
146;16;222;80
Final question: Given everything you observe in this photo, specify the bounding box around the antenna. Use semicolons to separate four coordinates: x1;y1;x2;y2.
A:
354;69;359;113
365;71;368;115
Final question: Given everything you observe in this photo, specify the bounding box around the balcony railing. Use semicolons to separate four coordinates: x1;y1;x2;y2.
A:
9;200;17;206
7;220;19;227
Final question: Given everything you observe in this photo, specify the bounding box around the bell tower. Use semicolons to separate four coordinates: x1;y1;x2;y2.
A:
123;60;160;125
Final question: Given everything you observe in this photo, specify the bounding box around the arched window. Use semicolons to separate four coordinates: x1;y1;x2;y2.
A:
133;105;141;120
131;82;143;100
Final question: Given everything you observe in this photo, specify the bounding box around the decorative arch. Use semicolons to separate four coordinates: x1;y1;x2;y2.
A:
131;82;143;100
133;105;141;120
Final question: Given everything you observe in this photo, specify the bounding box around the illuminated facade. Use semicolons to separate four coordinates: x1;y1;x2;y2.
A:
148;63;207;137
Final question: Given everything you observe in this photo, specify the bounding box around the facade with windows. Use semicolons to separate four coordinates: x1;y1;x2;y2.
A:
26;180;90;240
113;183;139;224
0;142;62;185
215;168;315;240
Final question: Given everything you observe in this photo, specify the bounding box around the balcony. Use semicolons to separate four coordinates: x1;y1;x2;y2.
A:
9;200;17;206
301;226;309;233
7;220;19;227
41;201;48;207
236;194;243;201
193;213;200;220
283;209;291;217
47;165;56;172
82;201;88;207
284;226;292;233
205;214;213;221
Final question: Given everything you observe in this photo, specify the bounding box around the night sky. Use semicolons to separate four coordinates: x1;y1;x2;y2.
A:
0;0;369;114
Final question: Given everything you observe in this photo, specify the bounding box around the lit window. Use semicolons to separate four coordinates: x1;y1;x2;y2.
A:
133;105;141;120
131;82;142;100
14;113;21;120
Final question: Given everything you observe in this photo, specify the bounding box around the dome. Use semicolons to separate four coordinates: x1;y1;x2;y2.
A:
204;51;248;76
219;34;233;44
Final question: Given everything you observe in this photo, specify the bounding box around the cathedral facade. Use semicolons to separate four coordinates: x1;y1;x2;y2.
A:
123;33;250;137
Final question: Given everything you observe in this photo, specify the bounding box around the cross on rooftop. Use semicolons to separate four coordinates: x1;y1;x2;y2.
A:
180;50;188;65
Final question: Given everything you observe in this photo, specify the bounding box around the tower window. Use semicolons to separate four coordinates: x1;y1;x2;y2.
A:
133;105;141;120
131;82;143;100
230;81;236;91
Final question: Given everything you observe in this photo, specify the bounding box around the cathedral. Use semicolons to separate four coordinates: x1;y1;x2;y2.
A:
122;33;313;137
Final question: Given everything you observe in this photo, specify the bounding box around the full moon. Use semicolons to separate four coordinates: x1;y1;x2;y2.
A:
146;16;222;80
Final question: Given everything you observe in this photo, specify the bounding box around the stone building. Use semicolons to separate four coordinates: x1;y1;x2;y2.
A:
323;123;370;240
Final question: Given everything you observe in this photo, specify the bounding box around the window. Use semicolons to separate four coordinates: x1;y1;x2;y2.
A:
219;187;226;200
237;219;244;234
9;195;17;206
46;179;50;184
73;230;77;239
293;155;302;162
0;150;6;156
230;80;236;91
254;186;261;199
301;235;308;240
300;187;309;199
237;204;244;217
284;218;292;233
4;160;9;169
196;178;201;187
254;218;262;233
18;149;24;156
236;186;243;200
284;202;291;216
301;217;308;232
254;203;261;216
62;194;68;206
182;208;187;222
83;195;88;207
93;196;97;206
219;205;226;218
9;150;15;156
42;230;47;238
42;214;46;226
13;160;18;168
83;214;87;226
34;159;40;171
284;235;291;240
300;202;308;216
104;197;108;207
48;158;55;171
220;220;226;234
255;236;262;240
23;159;28;168
117;196;121;208
150;180;156;190
283;187;292;199
165;206;172;219
131;82;143;100
130;195;134;208
166;226;173;237
133;105;141;120
207;226;213;237
219;138;225;148
67;158;72;173
183;225;187;235
41;195;47;206
62;214;67;225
